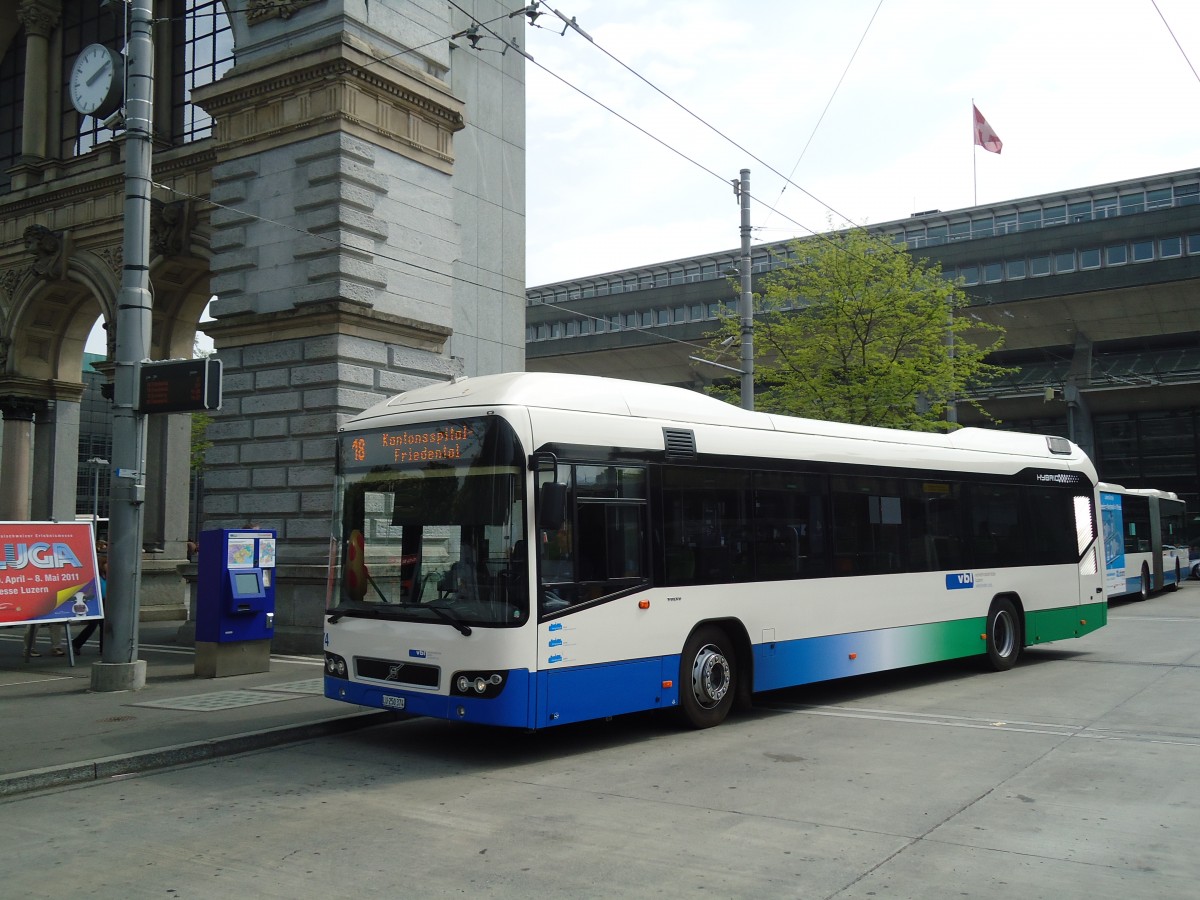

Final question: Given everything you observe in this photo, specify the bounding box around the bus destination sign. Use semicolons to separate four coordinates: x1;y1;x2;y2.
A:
345;422;482;469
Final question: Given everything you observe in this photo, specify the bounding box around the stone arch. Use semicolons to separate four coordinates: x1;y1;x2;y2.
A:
0;246;116;526
3;247;119;382
149;228;213;360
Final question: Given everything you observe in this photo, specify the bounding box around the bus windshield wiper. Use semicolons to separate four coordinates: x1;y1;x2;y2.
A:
328;574;470;634
422;603;472;636
327;605;384;624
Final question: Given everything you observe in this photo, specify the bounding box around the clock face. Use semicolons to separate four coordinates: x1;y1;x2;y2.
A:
70;44;121;117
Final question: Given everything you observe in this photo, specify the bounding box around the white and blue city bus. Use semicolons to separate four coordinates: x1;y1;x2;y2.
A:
1098;483;1189;601
323;373;1105;729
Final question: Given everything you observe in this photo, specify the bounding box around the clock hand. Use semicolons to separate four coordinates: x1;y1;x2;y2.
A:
86;59;112;87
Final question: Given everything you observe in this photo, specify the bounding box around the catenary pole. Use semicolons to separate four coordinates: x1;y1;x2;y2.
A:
95;0;154;691
739;169;754;411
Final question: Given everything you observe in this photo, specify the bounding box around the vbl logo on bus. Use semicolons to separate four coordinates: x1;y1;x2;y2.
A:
945;572;974;590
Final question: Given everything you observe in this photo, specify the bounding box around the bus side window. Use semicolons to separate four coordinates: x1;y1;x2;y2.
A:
577;502;645;582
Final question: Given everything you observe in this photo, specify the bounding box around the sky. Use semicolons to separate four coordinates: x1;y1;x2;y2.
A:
521;0;1200;286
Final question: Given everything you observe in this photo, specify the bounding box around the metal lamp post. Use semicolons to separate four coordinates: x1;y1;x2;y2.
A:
87;457;108;538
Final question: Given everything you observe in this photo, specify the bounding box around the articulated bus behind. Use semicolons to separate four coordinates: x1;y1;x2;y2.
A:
1099;483;1189;600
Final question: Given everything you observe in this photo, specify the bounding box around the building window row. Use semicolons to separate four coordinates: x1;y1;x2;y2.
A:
528;180;1200;307
954;234;1196;286
527;250;797;307
894;183;1199;250
527;300;738;342
530;230;1197;341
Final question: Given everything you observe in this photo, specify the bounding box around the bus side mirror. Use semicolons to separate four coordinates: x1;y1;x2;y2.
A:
538;482;568;532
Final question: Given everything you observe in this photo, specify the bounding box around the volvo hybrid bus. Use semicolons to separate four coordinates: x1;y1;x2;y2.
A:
1098;483;1188;601
323;373;1105;730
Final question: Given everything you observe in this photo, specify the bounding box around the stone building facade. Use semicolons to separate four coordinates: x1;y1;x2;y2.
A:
0;1;525;650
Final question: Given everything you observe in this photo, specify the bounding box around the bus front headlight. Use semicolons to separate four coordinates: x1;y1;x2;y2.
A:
325;652;349;679
449;670;507;699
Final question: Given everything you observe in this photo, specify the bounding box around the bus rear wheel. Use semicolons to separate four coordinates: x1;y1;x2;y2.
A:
1137;565;1151;602
1167;561;1181;592
679;626;736;729
985;598;1022;672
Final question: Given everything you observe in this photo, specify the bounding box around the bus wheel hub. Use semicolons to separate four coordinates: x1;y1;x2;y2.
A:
691;645;730;708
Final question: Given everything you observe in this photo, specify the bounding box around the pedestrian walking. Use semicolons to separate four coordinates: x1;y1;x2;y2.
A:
72;555;106;656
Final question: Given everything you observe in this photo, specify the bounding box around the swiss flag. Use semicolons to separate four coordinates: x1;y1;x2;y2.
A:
973;105;1003;154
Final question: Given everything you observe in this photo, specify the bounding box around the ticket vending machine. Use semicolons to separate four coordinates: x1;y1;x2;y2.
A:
195;528;277;677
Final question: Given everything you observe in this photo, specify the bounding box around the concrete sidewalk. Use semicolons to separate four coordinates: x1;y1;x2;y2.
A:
0;622;391;797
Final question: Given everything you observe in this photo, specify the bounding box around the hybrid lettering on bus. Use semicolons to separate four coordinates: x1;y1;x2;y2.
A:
323;373;1105;729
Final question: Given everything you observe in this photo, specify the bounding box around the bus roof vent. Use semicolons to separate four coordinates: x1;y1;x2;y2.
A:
1046;436;1072;455
663;428;696;459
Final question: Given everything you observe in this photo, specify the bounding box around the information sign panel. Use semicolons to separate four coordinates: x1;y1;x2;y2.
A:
139;358;222;414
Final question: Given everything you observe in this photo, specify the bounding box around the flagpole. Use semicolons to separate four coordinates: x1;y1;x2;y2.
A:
972;99;977;205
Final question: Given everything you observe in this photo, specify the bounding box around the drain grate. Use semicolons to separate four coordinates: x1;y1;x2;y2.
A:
133;690;297;711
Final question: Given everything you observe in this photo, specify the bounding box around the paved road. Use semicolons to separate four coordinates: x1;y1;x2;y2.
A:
3;586;1198;899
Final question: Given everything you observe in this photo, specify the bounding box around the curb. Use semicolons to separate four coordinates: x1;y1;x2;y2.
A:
0;710;395;798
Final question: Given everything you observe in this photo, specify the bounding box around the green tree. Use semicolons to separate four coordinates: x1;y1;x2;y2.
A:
705;228;1011;430
191;410;212;472
190;341;214;472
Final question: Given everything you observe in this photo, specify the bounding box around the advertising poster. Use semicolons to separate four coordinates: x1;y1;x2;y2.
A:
226;536;256;569
0;521;103;627
1100;491;1125;597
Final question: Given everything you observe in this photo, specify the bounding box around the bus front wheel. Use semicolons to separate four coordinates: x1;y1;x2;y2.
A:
985;598;1022;672
679;626;736;729
1167;561;1181;592
1137;565;1151;602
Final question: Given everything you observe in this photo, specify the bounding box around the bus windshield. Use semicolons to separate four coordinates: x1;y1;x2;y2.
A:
329;415;528;629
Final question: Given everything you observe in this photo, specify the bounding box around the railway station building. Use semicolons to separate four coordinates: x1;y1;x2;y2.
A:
525;168;1200;519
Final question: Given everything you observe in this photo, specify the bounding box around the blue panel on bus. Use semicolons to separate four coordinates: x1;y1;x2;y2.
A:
945;572;974;590
537;657;674;727
753;626;964;692
325;670;535;728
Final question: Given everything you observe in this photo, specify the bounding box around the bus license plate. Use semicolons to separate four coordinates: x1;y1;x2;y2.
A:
382;695;406;710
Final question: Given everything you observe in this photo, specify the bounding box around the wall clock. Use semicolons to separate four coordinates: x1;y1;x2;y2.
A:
70;43;124;119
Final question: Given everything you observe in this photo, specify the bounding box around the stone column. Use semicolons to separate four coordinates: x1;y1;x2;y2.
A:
17;0;60;160
0;398;38;520
31;396;81;522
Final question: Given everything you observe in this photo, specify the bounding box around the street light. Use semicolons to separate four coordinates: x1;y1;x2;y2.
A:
86;457;108;540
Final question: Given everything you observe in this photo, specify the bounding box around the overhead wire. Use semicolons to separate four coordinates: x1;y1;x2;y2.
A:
554;0;884;235
1151;0;1200;88
462;0;914;270
762;0;885;229
153;181;528;304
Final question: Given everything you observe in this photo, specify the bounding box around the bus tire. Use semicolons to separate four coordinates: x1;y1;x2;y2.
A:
1167;561;1181;592
679;625;736;729
985;597;1022;672
1137;565;1151;602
